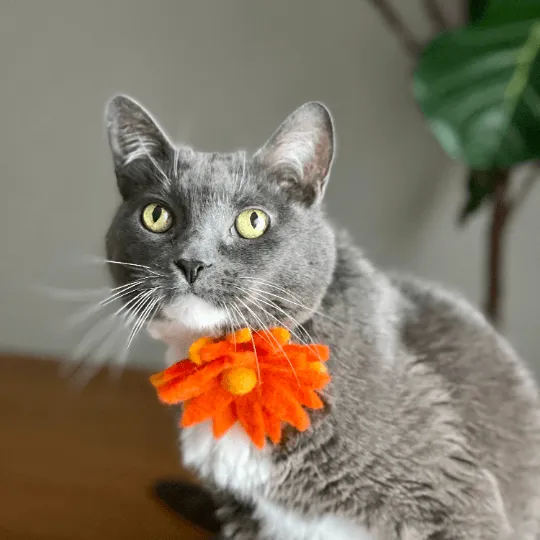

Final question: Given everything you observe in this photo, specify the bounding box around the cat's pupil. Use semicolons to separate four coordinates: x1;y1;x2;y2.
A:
152;206;162;222
250;212;259;228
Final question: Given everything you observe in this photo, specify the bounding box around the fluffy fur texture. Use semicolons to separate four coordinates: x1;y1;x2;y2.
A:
105;95;540;539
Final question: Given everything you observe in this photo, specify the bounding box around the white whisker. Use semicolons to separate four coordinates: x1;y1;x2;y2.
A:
34;286;110;301
237;276;305;303
70;360;106;391
66;280;149;329
235;296;299;384
105;293;162;382
230;301;262;384
241;288;322;361
41;278;150;307
66;280;149;328
241;287;310;342
100;279;150;307
90;320;129;370
69;312;120;368
237;277;342;326
103;259;164;277
220;302;236;347
64;288;154;383
121;289;156;329
126;293;161;350
235;285;312;339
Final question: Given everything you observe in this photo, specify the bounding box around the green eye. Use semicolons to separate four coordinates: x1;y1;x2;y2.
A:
142;203;173;233
235;209;269;239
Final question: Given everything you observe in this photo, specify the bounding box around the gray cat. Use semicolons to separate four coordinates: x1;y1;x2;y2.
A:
104;95;540;539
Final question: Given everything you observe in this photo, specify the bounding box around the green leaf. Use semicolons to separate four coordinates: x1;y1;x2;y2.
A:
459;169;496;223
468;0;490;24
472;0;540;26
414;10;540;169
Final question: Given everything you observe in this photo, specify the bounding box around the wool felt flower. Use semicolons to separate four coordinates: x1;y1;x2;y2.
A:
149;327;331;449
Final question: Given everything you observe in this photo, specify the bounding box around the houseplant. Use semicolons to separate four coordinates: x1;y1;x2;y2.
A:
369;0;540;327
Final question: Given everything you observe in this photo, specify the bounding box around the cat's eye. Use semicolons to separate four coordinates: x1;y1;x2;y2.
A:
141;203;173;233
235;209;269;239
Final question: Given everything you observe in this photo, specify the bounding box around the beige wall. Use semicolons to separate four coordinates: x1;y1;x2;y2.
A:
401;162;540;372
8;1;533;372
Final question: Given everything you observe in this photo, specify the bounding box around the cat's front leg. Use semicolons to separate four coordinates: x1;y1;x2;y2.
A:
213;491;262;540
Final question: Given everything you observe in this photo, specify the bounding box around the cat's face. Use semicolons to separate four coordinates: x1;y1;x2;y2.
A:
104;96;336;340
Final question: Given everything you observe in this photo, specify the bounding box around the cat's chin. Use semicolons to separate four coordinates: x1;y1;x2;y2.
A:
147;293;227;345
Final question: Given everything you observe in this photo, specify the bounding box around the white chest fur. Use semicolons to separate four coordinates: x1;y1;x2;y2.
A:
181;421;272;497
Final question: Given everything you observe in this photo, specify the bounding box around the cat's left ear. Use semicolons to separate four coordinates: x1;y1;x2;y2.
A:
254;102;335;206
105;95;173;170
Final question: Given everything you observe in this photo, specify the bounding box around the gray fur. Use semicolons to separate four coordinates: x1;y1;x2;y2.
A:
104;95;540;539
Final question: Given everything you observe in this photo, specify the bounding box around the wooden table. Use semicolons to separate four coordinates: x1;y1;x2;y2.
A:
0;354;210;540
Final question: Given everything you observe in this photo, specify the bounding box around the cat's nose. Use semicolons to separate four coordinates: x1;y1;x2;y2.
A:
174;259;211;285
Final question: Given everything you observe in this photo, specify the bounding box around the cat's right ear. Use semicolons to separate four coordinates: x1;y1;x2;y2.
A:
105;94;174;173
254;102;335;206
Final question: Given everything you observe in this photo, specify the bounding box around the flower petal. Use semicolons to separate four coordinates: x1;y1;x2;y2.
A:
282;344;329;363
262;406;282;445
305;344;330;363
223;351;259;366
235;394;266;449
262;373;323;411
259;351;308;371
189;337;215;364
181;381;233;428
260;381;310;432
268;327;291;344
290;386;324;410
253;328;291;354
199;341;235;363
225;328;252;344
212;402;237;438
156;358;232;403
149;360;196;387
155;377;212;404
261;366;331;390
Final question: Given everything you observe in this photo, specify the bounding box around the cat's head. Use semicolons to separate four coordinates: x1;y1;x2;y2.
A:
104;95;336;342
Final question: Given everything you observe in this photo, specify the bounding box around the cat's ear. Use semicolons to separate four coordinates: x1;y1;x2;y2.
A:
105;95;173;169
254;102;335;205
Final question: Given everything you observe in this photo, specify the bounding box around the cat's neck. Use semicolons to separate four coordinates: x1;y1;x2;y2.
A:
310;230;403;366
148;318;224;366
147;294;229;366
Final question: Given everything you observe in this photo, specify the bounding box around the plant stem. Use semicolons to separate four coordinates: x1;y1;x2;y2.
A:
366;0;422;58
485;169;510;327
423;0;449;31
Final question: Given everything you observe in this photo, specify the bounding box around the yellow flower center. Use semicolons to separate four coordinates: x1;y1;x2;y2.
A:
221;367;257;395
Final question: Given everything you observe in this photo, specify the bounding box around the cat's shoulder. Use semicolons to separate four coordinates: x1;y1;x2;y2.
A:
387;271;489;330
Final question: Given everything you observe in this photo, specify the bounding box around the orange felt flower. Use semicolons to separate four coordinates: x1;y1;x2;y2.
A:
149;327;330;449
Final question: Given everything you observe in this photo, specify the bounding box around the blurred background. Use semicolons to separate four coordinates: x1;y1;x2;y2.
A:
1;1;539;539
